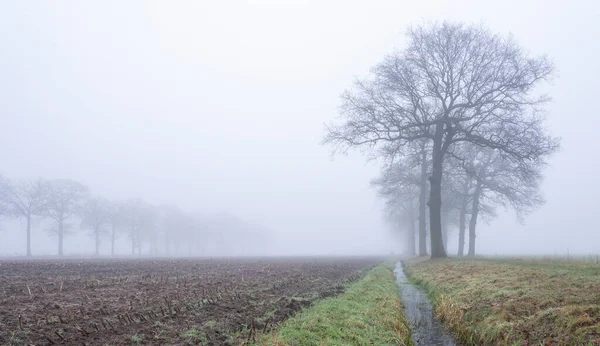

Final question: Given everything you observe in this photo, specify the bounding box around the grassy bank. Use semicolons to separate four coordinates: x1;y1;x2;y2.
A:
257;261;412;346
404;258;600;345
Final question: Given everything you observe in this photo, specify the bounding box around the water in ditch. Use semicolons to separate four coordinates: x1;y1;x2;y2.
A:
394;262;458;346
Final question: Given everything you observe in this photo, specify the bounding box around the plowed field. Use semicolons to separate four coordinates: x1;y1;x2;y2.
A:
0;257;379;345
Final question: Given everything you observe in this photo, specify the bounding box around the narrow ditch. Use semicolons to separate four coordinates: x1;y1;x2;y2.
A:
394;261;458;346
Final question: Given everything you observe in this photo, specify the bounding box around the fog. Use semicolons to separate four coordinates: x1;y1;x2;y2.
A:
0;0;598;257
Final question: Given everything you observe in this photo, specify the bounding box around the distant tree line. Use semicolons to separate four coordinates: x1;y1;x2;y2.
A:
323;22;560;257
0;176;263;257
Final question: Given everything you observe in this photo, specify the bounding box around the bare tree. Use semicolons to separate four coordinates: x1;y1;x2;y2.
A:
190;216;208;256
372;140;431;256
383;196;417;256
137;204;159;255
454;173;473;256
160;205;189;257
45;179;89;256
457;146;544;256
2;178;47;256
323;22;559;257
0;176;10;217
371;152;423;255
106;201;126;256
394;140;431;256
123;199;143;256
155;205;172;256
80;197;111;256
0;176;11;245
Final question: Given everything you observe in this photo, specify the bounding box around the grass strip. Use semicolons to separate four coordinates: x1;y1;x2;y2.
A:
404;258;600;346
257;261;412;346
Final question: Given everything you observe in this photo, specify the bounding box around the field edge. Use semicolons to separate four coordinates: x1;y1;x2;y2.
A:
255;260;413;346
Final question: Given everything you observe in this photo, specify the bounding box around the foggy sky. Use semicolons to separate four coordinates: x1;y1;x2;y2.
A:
0;0;598;256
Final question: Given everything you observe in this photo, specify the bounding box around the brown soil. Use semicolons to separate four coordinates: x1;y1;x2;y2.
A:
0;257;379;346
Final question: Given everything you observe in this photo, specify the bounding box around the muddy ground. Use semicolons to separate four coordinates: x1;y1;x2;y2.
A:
0;257;379;345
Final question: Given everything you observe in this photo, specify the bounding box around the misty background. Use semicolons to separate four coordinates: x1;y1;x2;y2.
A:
0;0;597;256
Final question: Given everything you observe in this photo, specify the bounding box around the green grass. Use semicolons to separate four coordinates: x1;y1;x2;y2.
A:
404;258;600;346
130;334;144;345
6;331;23;346
257;261;412;346
180;328;207;344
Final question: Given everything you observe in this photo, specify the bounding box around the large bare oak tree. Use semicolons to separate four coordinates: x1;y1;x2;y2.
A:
323;22;559;257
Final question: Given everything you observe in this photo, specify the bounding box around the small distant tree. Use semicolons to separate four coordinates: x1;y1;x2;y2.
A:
160;205;187;256
377;140;431;255
0;176;9;216
371;158;421;255
0;176;11;245
106;201;126;256
123;199;145;255
2;178;48;256
137;204;158;255
45;179;89;256
182;214;199;257
383;196;417;256
80;197;111;256
155;205;170;256
187;217;206;257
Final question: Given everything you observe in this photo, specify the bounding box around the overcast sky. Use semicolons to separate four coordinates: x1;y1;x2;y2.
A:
0;0;598;256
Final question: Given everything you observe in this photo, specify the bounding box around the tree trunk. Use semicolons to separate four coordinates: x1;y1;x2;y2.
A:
418;148;428;256
58;219;64;257
138;233;142;256
131;225;135;255
95;226;100;256
442;227;448;252
165;235;170;256
136;228;141;256
428;131;447;258
441;205;449;252
26;215;32;257
406;216;416;256
151;237;157;256
111;225;116;256
457;179;470;256
458;201;467;256
468;185;481;256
